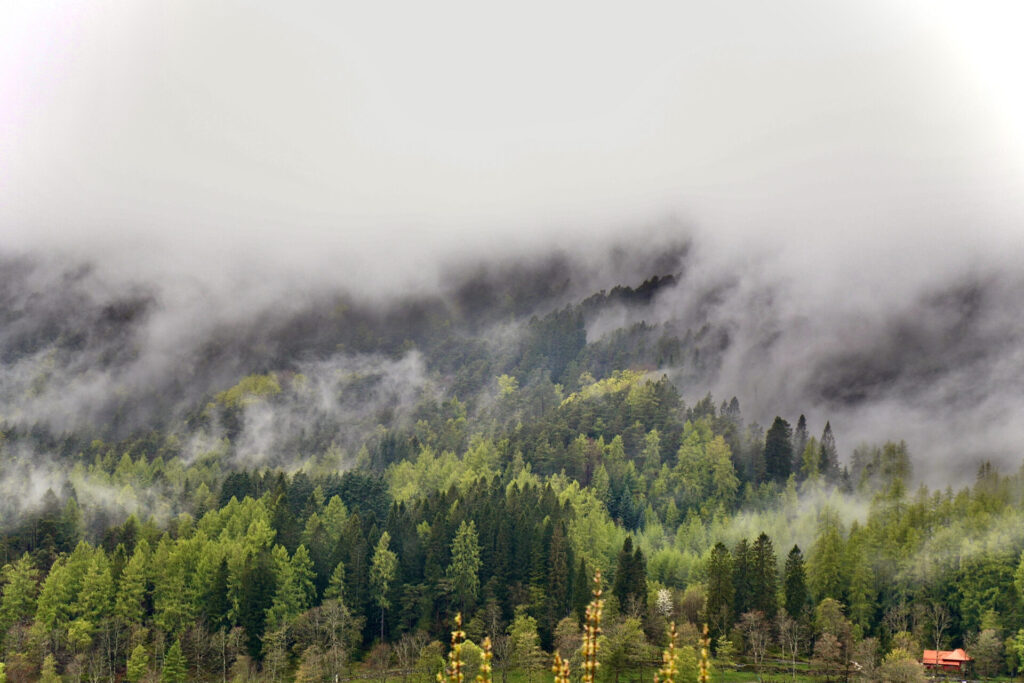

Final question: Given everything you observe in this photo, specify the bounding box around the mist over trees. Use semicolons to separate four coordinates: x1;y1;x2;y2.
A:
1;252;1024;681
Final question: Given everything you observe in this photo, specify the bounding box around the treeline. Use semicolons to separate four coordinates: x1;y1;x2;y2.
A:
3;410;1024;680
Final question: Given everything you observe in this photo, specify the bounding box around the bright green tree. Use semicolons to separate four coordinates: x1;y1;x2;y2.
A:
447;520;482;614
38;654;60;683
162;639;187;683
808;509;845;602
370;531;398;639
0;554;38;645
115;539;149;627
126;644;150;683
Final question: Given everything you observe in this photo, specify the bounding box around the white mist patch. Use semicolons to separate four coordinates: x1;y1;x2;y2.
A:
227;352;433;467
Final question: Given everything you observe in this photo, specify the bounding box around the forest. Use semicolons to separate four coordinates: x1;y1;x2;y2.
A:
1;259;1024;683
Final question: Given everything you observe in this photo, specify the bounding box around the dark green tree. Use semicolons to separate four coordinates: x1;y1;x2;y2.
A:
237;550;276;659
750;532;778;620
763;417;793;483
704;542;734;639
732;538;753;620
820;422;839;482
784;545;809;619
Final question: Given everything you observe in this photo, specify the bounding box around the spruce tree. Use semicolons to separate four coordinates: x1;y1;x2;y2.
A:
0;554;38;646
126;645;149;683
820;422;839;482
370;530;398;639
784;545;809;619
39;654;60;683
237;549;276;659
732;538;753;620
162;640;187;683
704;542;734;639
793;415;809;476
750;533;779;620
763;417;794;483
612;537;646;614
447;520;482;615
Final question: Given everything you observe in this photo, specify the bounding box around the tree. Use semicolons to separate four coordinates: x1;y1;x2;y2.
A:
237;549;276;659
732;539;753;620
370;531;398;640
601;617;649;683
852;637;879;681
877;648;926;683
737;611;771;682
1006;629;1024;678
793;415;808;475
704;543;733;640
808;510;845;602
162;639;187;683
612;537;647;616
812;633;844;682
508;608;544;683
750;533;778;620
783;545;808;619
924;602;950;658
820;422;839;482
763;417;793;483
776;613;801;681
971;629;1004;678
39;654;61;683
115;539;149;628
447;521;482;615
0;554;38;646
126;644;150;683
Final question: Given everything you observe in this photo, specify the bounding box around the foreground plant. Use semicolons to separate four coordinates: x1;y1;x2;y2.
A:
581;569;604;683
698;624;711;683
439;613;467;683
654;622;679;683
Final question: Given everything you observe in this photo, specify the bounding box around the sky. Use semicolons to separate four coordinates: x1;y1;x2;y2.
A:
2;1;1024;483
2;0;1022;293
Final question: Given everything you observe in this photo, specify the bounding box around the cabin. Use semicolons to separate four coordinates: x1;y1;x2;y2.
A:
922;648;972;674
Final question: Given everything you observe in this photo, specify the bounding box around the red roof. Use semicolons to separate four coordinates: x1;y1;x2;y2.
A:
923;649;972;665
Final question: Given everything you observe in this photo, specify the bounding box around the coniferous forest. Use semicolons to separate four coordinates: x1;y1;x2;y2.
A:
5;3;1024;682
1;253;1024;683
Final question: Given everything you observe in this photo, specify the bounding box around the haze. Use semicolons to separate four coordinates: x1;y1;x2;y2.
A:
2;1;1024;483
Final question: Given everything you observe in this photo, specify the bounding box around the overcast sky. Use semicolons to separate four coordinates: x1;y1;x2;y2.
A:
2;0;1023;293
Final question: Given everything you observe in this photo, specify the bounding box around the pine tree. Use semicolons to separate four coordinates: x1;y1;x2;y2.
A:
732;539;753;620
162;639;187;683
808;511;845;602
447;520;482;615
115;538;149;627
793;415;809;475
571;559;590;623
784;545;809;619
38;654;60;683
237;549;276;659
203;556;231;631
370;530;398;639
750;533;778;620
763;417;793;483
78;550;114;625
612;537;646;614
126;644;150;683
0;554;38;646
544;522;570;642
820;422;839;482
845;532;874;630
703;543;734;639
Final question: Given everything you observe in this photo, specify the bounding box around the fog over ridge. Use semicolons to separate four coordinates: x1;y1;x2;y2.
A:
2;1;1024;485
